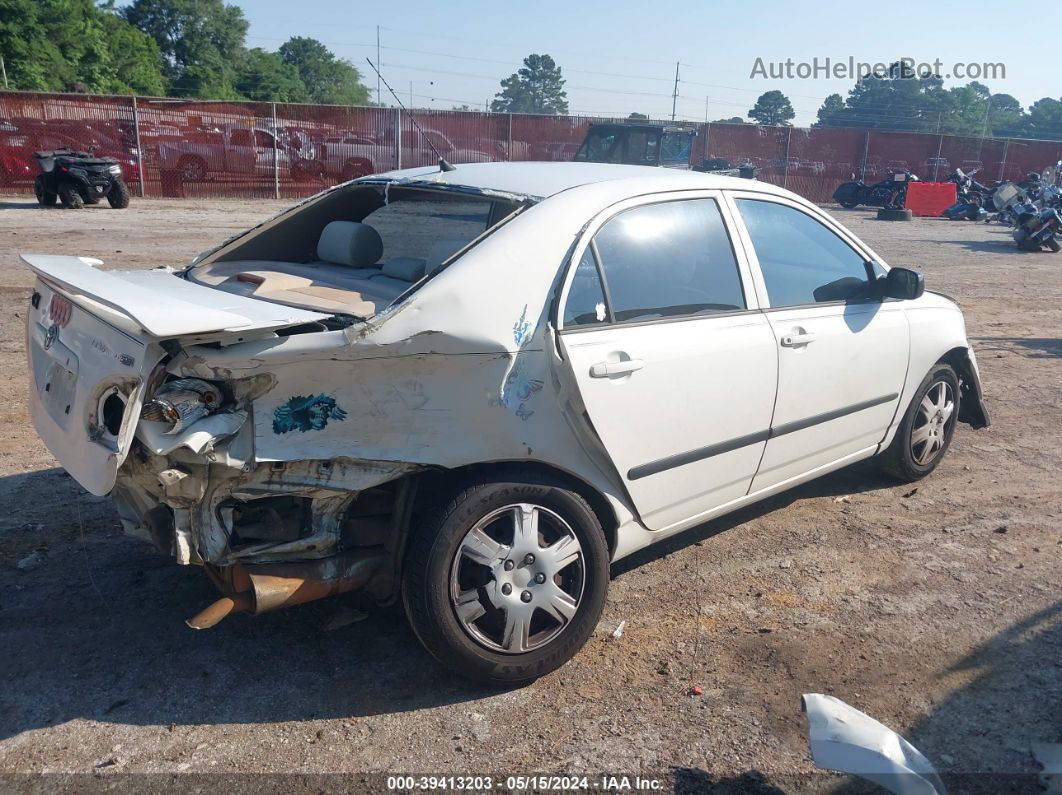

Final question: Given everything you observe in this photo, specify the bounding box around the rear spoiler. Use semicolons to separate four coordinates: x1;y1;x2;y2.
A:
21;254;329;338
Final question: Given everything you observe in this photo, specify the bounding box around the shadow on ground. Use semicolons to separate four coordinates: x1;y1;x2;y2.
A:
0;461;898;741
970;336;1062;359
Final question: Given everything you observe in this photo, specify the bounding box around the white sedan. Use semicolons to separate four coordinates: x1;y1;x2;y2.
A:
22;162;989;683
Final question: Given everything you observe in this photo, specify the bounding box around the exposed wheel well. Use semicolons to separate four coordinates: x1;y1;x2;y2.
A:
938;346;990;428
410;461;619;558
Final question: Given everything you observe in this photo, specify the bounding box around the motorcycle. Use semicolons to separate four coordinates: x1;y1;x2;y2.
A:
833;170;918;210
945;167;995;207
1012;205;1062;251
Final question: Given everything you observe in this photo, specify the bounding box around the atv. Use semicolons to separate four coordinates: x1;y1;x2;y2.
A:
33;148;130;209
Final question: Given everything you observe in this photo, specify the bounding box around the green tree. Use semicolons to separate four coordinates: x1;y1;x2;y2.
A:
277;36;369;105
0;0;164;94
490;54;568;115
235;48;307;102
123;0;248;97
712;116;746;124
627;112;648;120
813;94;846;127
99;11;167;95
747;90;795;126
1022;98;1062;140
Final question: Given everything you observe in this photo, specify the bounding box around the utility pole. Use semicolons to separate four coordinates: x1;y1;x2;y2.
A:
0;56;7;90
376;26;381;105
704;95;709;124
409;81;413;110
670;61;680;122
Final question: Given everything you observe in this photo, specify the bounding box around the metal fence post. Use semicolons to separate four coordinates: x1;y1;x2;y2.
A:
507;113;512;161
131;95;146;197
860;130;870;181
703;121;711;162
782;127;792;189
395;107;402;169
271;102;280;200
933;133;944;181
998;139;1009;182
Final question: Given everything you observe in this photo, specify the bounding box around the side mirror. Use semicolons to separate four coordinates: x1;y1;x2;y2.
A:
882;267;925;300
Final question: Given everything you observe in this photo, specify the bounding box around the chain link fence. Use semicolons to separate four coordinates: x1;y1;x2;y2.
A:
3;90;1062;204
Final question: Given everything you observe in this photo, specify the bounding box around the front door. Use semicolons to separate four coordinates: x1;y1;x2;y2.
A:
728;195;910;491
558;193;778;531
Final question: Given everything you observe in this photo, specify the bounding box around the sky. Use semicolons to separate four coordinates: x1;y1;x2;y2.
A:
241;0;1049;126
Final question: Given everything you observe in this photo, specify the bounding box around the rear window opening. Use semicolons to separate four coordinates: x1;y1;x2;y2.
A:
186;185;522;319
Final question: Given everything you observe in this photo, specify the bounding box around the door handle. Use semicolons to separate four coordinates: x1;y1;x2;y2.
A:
780;332;816;347
589;359;644;378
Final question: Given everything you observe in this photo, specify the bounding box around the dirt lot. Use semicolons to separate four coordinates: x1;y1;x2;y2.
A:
0;196;1058;793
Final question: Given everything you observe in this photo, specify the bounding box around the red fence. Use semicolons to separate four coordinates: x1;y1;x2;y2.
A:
4;90;1062;204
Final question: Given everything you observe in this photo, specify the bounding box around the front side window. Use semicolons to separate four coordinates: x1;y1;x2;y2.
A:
565;198;746;326
735;199;874;307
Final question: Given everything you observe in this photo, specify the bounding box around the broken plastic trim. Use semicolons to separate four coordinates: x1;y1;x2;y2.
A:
802;693;946;795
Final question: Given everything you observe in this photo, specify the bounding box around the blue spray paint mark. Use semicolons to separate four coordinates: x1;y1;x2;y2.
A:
272;394;347;434
513;304;532;347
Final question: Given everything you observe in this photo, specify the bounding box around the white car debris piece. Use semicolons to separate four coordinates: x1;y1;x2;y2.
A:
21;161;990;684
802;693;946;795
1033;743;1062;793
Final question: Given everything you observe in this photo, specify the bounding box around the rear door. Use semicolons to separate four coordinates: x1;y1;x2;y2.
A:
557;191;778;531
727;194;910;491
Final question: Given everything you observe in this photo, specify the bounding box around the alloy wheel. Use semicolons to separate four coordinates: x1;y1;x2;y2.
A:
911;380;955;465
449;503;585;654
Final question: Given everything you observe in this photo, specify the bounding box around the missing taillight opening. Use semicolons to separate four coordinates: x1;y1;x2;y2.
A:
100;390;127;437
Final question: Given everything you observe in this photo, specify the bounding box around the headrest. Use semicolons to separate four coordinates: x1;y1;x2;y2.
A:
425;239;466;275
381;257;426;282
317;221;383;267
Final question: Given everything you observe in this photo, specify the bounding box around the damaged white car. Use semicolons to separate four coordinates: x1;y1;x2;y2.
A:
23;162;989;683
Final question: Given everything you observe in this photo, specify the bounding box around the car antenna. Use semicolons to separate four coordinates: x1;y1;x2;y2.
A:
366;58;456;172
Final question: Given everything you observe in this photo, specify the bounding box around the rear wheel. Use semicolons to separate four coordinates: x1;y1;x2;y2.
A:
58;181;84;209
107;179;131;209
1046;238;1060;253
403;474;609;685
880;364;959;482
34;175;57;207
178;156;207;182
838;198;859;209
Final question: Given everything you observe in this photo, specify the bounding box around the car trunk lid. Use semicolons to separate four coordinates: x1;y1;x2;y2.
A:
22;254;330;495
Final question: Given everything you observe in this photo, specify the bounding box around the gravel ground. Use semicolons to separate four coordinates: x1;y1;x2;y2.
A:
0;196;1058;794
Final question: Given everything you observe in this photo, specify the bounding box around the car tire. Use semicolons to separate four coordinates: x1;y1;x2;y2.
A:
877;208;913;221
879;364;960;482
838;199;860;209
107;179;131;209
1046;238;1060;253
34;175;57;207
402;473;610;685
178;156;207;182
58;182;84;209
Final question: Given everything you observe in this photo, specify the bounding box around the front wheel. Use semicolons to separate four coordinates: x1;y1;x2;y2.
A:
879;364;959;482
1045;237;1060;253
107;179;131;209
58;181;84;209
402;475;609;685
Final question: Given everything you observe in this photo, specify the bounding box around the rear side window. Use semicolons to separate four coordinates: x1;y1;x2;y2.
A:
563;249;609;327
588;198;746;323
735;199;873;307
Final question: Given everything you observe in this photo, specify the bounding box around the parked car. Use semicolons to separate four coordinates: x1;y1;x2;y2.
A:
156;125;315;182
0;133;36;185
21;162;988;683
320;127;492;181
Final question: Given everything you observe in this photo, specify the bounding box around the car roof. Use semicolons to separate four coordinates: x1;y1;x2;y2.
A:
364;161;792;202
